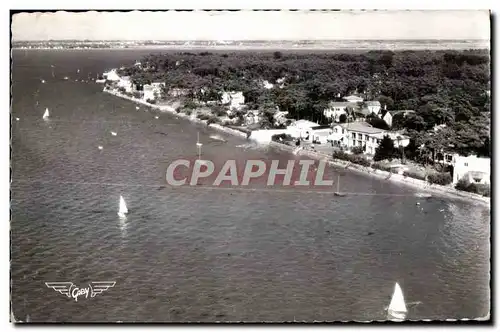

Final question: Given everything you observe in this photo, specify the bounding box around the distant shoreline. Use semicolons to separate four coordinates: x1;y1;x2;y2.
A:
11;39;490;52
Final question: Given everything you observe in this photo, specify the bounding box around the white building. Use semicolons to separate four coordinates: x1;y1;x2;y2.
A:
222;91;245;109
323;102;356;122
372;132;410;149
310;127;334;144
365;101;382;116
103;69;120;82
245;111;261;126
343;95;364;103
286;119;319;139
273;111;289;126
381;110;415;127
330;122;409;155
117;76;133;93
169;88;190;97
452;155;490;185
143;82;165;101
261;80;274;89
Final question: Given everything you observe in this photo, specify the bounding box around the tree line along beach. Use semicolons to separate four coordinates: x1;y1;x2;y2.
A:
90;47;490;206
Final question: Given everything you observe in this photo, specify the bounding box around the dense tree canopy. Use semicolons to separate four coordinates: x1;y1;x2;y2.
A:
118;49;490;157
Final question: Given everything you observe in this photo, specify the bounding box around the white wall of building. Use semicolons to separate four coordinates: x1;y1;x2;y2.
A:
452;155;491;185
222;91;245;109
249;129;290;143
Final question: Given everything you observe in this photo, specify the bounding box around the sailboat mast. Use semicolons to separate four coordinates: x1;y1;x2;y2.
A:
197;132;201;160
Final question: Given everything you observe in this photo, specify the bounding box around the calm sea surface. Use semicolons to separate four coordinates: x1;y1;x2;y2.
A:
10;49;490;322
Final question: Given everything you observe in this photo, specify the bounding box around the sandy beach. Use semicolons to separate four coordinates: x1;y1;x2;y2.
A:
104;88;490;208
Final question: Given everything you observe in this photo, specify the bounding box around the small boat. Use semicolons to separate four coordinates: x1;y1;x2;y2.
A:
41;79;45;84
334;174;346;197
155;116;159;119
136;106;140;110
415;193;432;199
387;282;407;321
63;76;69;80
43;108;49;119
111;131;117;136
98;145;103;150
118;195;128;218
15;117;19;121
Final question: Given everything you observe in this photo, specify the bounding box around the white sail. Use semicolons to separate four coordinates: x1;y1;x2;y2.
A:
196;132;203;148
196;132;208;165
388;282;407;320
43;108;49;119
118;196;128;217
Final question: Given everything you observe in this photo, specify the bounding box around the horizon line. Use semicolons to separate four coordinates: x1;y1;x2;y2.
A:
12;38;491;42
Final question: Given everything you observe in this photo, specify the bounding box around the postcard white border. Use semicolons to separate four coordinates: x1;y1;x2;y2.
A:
5;0;496;330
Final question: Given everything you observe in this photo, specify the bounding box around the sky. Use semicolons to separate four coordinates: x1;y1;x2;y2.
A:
11;10;490;41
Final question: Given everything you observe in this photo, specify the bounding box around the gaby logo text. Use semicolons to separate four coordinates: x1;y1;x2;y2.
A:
45;281;116;302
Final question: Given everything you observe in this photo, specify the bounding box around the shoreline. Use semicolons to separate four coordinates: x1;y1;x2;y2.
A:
104;88;490;208
269;142;490;207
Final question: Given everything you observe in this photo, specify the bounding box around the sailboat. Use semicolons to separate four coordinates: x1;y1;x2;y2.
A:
118;196;128;218
43;108;49;119
387;282;407;320
196;132;208;166
334;174;346;197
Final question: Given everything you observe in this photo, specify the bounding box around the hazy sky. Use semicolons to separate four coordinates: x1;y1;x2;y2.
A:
12;10;490;41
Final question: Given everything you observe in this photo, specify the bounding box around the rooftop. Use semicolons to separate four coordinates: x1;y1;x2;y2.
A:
328;101;357;108
343;95;364;101
338;122;385;134
366;101;381;106
289;119;320;129
387;110;415;116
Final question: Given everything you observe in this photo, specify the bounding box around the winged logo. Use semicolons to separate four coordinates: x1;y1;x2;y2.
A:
45;282;74;298
45;281;116;300
90;281;116;297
